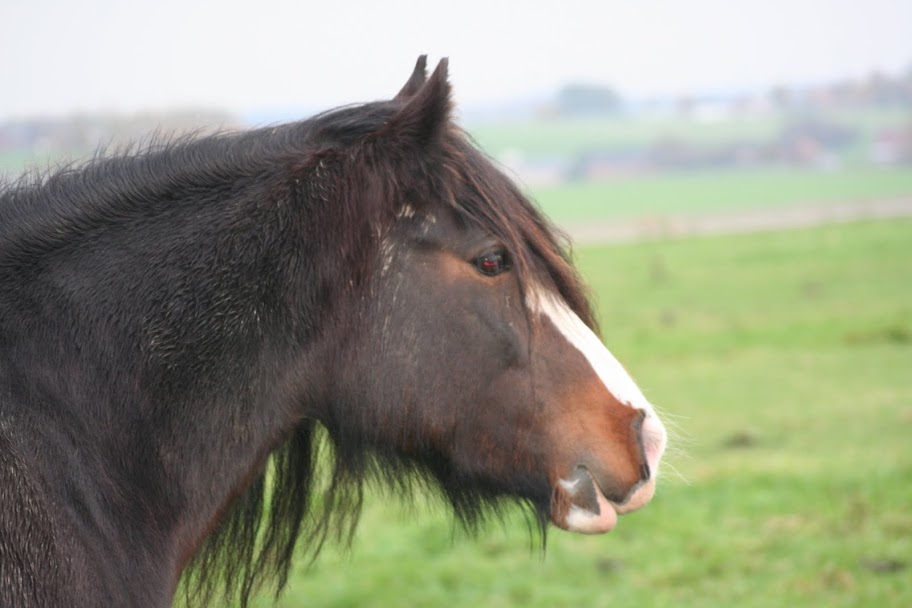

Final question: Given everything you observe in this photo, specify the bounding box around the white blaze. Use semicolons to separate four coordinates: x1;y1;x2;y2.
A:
529;287;655;417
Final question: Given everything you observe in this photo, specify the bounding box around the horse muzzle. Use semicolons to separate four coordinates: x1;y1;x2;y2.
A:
550;413;666;534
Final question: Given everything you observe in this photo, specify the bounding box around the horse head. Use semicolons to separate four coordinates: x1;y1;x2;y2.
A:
313;57;667;535
0;56;668;608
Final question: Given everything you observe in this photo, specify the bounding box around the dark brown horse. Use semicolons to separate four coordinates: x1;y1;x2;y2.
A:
0;57;666;607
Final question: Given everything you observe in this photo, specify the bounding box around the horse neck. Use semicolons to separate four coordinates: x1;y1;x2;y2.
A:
0;170;333;583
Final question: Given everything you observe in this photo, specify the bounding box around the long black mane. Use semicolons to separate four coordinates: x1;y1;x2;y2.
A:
0;60;595;607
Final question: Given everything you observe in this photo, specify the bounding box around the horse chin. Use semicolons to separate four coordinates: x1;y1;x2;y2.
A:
549;466;619;534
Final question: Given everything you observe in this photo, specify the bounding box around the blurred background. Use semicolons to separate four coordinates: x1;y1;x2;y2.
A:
3;1;910;606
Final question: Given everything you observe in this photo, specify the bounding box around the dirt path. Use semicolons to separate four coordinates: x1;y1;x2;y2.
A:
561;198;912;245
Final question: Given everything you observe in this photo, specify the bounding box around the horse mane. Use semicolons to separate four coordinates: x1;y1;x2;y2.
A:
1;59;596;607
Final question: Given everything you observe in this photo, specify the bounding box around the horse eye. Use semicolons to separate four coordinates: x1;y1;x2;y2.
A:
474;250;511;276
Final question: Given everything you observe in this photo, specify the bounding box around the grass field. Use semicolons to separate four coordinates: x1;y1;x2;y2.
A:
0;150;45;174
249;218;912;607
530;167;912;223
467;108;911;160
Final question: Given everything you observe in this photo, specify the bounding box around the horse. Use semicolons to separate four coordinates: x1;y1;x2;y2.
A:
0;57;667;607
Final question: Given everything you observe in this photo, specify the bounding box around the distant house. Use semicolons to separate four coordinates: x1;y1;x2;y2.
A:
869;126;912;166
496;150;567;187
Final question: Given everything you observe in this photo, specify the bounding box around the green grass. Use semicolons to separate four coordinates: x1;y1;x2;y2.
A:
0;149;90;178
467;108;911;160
530;167;912;223
469;115;783;158
0;150;42;174
254;218;912;607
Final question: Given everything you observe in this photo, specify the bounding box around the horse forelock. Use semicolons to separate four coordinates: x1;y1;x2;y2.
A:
315;103;596;332
448;136;596;330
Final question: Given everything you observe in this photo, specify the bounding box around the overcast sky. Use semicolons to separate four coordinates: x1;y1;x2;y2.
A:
2;0;911;121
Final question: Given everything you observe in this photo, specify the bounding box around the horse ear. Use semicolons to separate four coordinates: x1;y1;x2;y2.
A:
394;55;428;101
383;58;451;146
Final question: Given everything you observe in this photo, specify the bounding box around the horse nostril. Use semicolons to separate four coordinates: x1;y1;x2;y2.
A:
632;409;652;481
